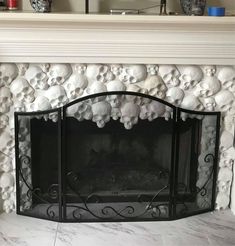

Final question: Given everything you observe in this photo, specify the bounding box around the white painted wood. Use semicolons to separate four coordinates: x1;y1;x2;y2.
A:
0;13;234;64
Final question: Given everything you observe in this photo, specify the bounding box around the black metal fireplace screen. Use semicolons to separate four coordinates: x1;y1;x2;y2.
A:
14;92;220;222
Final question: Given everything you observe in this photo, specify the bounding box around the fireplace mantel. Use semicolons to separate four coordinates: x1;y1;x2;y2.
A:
0;12;235;65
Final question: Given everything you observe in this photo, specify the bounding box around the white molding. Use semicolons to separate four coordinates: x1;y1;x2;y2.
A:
0;13;235;64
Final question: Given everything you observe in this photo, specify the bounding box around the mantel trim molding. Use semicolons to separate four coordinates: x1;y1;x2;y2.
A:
0;13;235;64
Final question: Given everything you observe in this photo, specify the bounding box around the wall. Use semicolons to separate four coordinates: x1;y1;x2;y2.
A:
19;0;235;14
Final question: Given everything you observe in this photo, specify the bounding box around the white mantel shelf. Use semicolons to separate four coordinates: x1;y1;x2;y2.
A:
0;12;235;64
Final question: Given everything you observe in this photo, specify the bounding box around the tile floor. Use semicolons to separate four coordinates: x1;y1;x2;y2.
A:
0;210;235;246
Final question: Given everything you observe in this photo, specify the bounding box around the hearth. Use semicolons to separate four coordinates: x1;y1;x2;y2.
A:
14;91;220;222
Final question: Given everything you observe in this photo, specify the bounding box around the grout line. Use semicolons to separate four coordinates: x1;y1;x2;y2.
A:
53;222;59;246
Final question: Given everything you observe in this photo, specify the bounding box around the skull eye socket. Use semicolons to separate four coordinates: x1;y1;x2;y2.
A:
3;76;9;82
22;87;30;93
75;88;81;94
163;73;172;82
6;140;13;147
58;96;65;102
172;70;178;76
129;76;136;83
99;66;105;73
16;93;23;100
221;105;227;111
191;80;196;86
36;73;42;79
195;104;203;111
96;75;102;81
56;77;62;82
78;103;88;112
175;99;180;105
1;97;8;103
49;71;54;77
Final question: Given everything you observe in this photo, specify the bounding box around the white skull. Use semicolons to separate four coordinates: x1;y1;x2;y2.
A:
218;167;232;184
14;101;25;112
17;63;29;76
0;172;14;199
30;96;52;111
158;65;180;87
218;180;231;194
219;157;234;169
48;64;72;86
140;101;165;121
181;95;204;111
203;65;216;77
72;63;87;74
144;76;167;99
126;84;148;105
0;63;18;87
67;102;92;121
164;106;173;121
194;76;221;98
120;102;140;130
40;63;50;73
179;65;203;90
0;87;13;113
86;64;113;83
0;114;9;129
110;64;122;76
48;112;59;123
166;87;184;106
218;66;235;91
119;65;147;84
46;85;68;108
107;80;126;107
92;101;111;128
111;108;121;120
223;115;235;131
25;65;49;90
220;130;233;152
86;81;107;103
221;146;235;158
0;153;13;172
215;90;235;112
146;64;159;75
7;117;15;136
203;97;216;111
10;78;35;103
219;147;235;169
65;74;88;100
0;131;15;156
3;198;15;213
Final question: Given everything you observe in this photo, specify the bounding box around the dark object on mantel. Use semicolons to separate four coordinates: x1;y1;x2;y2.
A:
15;92;220;222
0;0;7;10
180;0;206;16
30;0;52;13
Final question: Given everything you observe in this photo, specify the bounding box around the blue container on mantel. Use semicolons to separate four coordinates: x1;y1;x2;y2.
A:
207;6;225;16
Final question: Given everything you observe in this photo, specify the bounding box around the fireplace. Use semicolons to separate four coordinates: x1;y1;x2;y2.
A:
0;14;234;218
14;91;220;222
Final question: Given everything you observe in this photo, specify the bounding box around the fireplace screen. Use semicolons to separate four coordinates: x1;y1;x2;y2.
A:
15;92;220;222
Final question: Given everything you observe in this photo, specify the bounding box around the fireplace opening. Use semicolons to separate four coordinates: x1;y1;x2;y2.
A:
15;92;220;222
